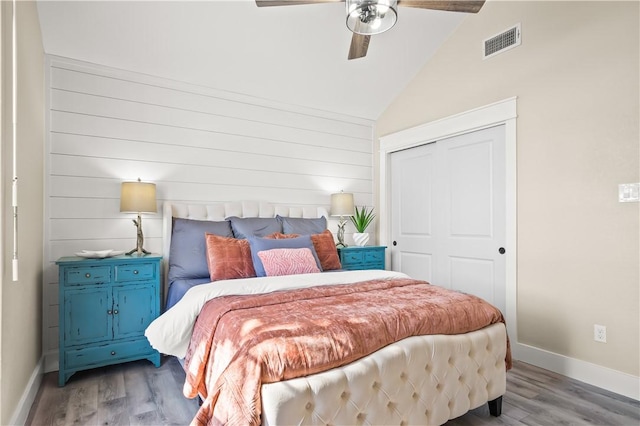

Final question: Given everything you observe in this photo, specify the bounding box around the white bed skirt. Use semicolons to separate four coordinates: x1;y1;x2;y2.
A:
261;322;507;426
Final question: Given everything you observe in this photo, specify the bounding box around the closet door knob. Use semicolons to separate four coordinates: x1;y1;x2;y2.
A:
392;241;397;246
498;247;506;254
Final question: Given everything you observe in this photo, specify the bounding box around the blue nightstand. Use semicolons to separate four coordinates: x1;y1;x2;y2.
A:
56;254;162;386
337;246;386;270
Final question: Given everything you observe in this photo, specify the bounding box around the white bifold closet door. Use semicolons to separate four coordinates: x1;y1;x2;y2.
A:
390;125;506;314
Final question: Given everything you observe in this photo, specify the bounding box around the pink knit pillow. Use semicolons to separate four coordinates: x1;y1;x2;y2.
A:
257;248;321;277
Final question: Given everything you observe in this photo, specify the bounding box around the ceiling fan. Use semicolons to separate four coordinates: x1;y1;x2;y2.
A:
255;0;485;60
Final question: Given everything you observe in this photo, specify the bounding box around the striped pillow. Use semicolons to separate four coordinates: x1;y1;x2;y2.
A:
257;248;321;277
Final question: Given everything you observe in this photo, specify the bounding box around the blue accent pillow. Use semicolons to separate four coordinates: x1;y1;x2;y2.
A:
248;235;323;277
168;218;234;283
277;215;327;235
228;216;282;239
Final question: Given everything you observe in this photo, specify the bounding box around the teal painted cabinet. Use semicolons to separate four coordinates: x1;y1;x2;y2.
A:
338;246;386;270
57;254;162;386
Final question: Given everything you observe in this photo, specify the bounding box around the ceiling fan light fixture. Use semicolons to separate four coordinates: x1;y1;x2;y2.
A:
346;0;397;36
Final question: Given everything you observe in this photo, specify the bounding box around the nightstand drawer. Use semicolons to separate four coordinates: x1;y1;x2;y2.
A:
115;263;156;282
338;246;386;271
65;338;154;368
342;251;366;264
65;266;111;285
363;250;384;264
341;249;385;264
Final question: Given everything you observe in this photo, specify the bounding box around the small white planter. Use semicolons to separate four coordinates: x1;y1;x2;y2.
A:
353;232;370;247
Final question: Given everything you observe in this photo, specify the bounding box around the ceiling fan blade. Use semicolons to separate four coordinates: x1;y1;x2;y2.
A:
397;0;485;13
256;0;343;6
348;33;371;60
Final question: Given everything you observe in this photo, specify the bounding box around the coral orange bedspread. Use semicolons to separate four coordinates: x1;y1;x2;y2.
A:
183;277;511;426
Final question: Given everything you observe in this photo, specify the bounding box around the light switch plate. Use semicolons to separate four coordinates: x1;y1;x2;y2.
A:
619;183;640;202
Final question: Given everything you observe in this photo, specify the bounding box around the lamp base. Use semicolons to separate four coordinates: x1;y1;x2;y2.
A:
125;214;150;256
336;217;348;248
126;247;151;256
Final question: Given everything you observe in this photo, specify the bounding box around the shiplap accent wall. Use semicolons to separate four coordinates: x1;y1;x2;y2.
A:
43;56;374;370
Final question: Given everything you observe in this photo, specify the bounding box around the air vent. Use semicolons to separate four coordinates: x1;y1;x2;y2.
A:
483;24;521;59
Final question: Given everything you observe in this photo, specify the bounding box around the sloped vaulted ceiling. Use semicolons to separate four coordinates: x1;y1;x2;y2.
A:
36;0;469;119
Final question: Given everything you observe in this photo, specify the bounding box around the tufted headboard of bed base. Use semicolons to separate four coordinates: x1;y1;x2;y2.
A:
161;201;330;295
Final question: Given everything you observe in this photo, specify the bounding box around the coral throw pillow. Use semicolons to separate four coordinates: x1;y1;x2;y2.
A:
310;229;342;270
205;234;256;281
257;248;321;276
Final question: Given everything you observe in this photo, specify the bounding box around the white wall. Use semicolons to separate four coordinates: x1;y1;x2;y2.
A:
43;56;375;369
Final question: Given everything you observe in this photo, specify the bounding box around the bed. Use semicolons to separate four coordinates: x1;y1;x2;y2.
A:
145;201;511;426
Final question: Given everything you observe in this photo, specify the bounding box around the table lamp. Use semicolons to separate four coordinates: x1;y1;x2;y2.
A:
120;178;157;255
330;191;354;247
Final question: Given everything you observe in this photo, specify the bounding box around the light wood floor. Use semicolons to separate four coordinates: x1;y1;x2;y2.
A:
26;358;639;425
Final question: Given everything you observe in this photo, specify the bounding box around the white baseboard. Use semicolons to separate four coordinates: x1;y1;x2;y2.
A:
513;342;639;401
9;356;44;426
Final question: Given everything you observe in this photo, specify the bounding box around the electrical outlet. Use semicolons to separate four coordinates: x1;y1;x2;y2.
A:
594;324;607;343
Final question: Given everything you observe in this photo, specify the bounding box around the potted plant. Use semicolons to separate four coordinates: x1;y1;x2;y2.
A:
350;205;375;246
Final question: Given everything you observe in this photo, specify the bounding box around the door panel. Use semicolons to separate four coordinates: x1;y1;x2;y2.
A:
390;125;506;313
448;140;493;237
449;256;495;303
399;252;433;282
440;126;505;312
390;143;437;283
64;287;112;345
400;155;433;237
113;284;156;339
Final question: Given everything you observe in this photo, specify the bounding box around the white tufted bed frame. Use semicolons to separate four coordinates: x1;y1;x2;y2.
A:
162;201;507;425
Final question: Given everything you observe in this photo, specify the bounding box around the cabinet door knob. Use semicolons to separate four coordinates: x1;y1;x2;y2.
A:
111;351;116;356
133;270;139;275
113;309;119;315
107;310;113;315
392;241;397;246
499;247;506;255
85;273;91;278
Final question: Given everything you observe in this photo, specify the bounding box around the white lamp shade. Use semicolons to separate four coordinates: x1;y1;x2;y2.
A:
120;181;157;213
330;192;355;217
